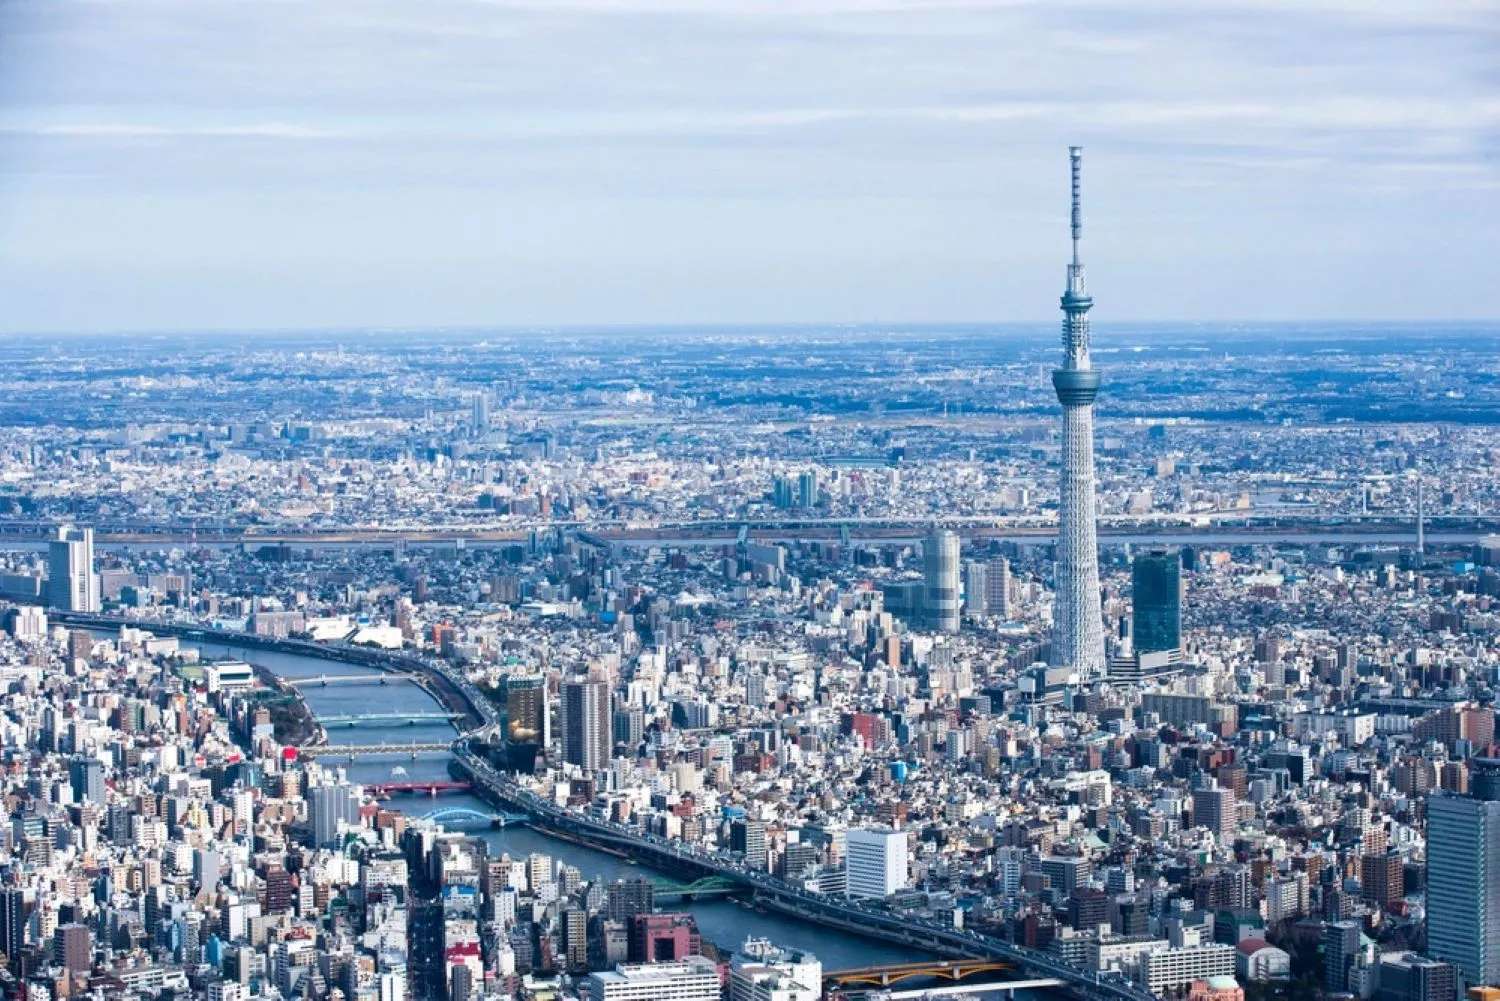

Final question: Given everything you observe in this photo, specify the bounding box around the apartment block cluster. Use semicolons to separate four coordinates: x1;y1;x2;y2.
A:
4;505;1498;1001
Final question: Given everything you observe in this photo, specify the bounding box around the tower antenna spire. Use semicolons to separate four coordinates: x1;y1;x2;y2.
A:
1070;145;1083;266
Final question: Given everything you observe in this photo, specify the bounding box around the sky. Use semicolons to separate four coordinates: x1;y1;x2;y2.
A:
0;0;1496;334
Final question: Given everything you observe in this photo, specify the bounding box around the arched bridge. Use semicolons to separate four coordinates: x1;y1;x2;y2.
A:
825;959;1017;989
419;807;525;828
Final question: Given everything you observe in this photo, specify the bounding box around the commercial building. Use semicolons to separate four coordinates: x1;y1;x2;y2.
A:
585;958;721;1001
309;782;363;847
68;756;105;806
729;939;821;1001
845;827;908;899
1140;943;1235;995
1426;766;1500;989
923;528;960;634
562;676;611;771
1132;547;1182;655
47;525;98;613
1378;953;1457;1001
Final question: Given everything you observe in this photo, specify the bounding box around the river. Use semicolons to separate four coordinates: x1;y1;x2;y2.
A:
186;641;932;971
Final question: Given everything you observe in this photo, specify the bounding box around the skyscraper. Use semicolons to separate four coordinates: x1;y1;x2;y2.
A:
1324;920;1363;995
68;756;105;806
0;887;25;958
1050;147;1106;677
471;391;490;433
1192;780;1237;842
1426;761;1500;989
923;528;960;634
504;675;549;747
986;556;1012;618
845;827;908;899
48;525;99;613
309;782;363;847
1132;547;1182;655
730;818;768;871
963;560;988;616
561;677;611;771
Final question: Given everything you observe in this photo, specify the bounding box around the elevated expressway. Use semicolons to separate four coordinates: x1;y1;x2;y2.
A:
453;750;1157;1001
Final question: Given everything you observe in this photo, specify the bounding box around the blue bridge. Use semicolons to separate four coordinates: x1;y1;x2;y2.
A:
420;806;526;828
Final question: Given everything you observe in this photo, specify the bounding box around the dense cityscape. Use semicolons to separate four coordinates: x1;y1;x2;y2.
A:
3;141;1500;1001
3;303;1500;1001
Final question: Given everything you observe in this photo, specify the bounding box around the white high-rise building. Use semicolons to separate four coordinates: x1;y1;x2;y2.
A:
48;525;99;613
986;556;1012;618
5;606;47;643
923;528;960;634
844;827;908;899
378;969;407;1001
1050;147;1106;678
471;391;491;432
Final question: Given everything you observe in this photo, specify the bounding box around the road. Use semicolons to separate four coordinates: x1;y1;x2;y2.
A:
1;513;1491;547
452;750;1155;1001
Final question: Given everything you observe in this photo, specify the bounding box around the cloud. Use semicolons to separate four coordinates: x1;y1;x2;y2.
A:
2;122;350;140
0;0;1494;330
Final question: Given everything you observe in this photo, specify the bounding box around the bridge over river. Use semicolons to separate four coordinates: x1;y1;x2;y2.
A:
455;750;1157;1001
57;611;1142;999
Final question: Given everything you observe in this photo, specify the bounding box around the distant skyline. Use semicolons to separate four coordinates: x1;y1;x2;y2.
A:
1;0;1496;334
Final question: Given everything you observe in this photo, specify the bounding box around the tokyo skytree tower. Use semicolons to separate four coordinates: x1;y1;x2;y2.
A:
1050;146;1106;677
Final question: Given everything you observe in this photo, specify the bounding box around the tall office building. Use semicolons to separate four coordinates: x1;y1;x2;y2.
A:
1132;547;1182;655
562;677;611;771
1323;920;1363;994
986;556;1012;618
963;560;988;616
1426;762;1500;989
923;528;960;634
504;675;549;747
52;923;90;973
1050;147;1106;677
796;470;820;509
1192;781;1237;842
309;782;363;847
68;756;105;806
730;818;769;871
845;827;908;899
471;391;490;432
48;525;99;613
0;887;25;958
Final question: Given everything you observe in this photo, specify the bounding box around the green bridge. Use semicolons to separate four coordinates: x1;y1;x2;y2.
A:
650;875;744;901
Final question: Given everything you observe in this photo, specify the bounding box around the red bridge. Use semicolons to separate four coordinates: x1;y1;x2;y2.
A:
368;781;472;797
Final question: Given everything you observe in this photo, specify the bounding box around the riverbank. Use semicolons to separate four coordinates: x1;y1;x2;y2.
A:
63;613;960;972
246;661;324;746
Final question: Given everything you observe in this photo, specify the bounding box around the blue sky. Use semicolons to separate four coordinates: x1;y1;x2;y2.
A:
0;0;1495;333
